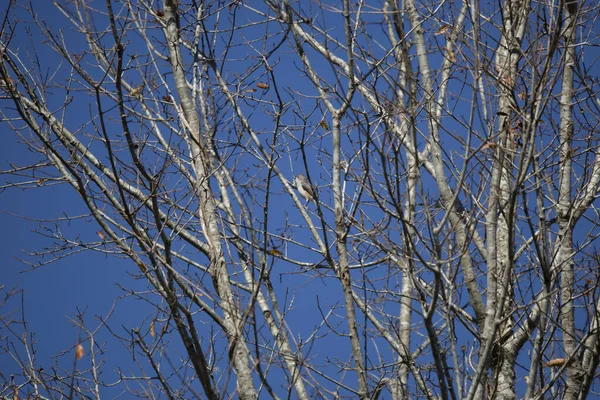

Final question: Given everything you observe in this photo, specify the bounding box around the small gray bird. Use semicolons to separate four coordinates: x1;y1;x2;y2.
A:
294;173;315;204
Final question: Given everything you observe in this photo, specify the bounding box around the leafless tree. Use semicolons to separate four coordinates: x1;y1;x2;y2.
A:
1;0;599;399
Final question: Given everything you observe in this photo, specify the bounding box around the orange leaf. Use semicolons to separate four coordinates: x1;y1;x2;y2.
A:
75;343;84;360
481;141;498;151
96;231;106;241
436;25;450;35
136;261;148;272
267;249;283;256
36;178;47;186
256;82;269;90
545;358;565;367
130;84;144;96
150;320;155;338
446;49;456;63
0;77;13;87
319;120;329;130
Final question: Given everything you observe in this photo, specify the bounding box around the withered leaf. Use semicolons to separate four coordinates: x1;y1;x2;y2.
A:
319;120;329;130
446;49;456;63
75;343;84;360
267;249;283;256
129;84;144;96
150;320;155;338
96;231;106;241
136;261;148;272
585;279;594;297
545;358;566;367
0;77;14;88
481;141;498;151
256;82;269;90
436;25;450;35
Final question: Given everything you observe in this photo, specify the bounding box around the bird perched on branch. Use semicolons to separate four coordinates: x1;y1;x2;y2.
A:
294;173;315;205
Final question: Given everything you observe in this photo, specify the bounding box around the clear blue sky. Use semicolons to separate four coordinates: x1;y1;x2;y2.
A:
1;1;599;398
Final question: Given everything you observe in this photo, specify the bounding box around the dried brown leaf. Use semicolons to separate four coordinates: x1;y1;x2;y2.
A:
446;49;456;63
545;358;565;367
96;231;106;241
75;343;84;360
130;84;144;96
267;249;283;256
0;77;14;89
150;320;155;338
319;120;329;130
436;25;450;35
585;279;595;297
256;82;269;90
137;261;148;272
481;141;498;151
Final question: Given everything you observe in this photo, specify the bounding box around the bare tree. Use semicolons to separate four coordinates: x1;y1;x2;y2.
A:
1;0;599;399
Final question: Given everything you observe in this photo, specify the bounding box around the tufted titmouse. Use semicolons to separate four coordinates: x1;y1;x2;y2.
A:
294;173;315;204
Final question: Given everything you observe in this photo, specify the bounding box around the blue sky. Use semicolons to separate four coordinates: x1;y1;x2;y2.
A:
0;135;148;386
0;1;157;381
1;0;599;398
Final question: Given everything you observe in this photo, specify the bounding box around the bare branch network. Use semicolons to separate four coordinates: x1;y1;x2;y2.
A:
1;0;599;399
